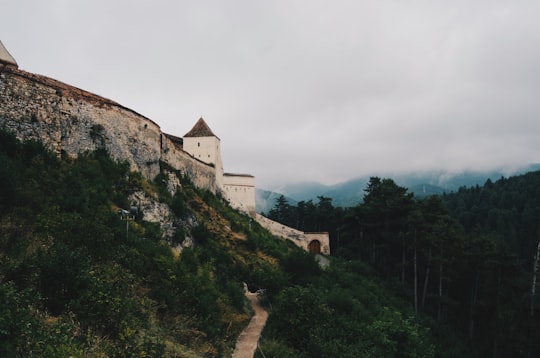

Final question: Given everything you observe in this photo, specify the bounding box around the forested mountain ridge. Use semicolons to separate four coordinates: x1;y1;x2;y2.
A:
0;130;438;357
257;165;540;209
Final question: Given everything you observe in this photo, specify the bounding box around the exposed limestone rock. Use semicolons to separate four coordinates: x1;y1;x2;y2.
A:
166;171;182;197
172;214;199;253
130;191;174;238
128;188;198;253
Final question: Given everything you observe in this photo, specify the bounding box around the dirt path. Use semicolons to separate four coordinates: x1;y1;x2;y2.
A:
232;287;268;358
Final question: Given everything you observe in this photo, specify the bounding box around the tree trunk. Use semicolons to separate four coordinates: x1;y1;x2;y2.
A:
531;239;540;317
414;230;418;314
421;248;432;312
437;262;443;322
469;271;479;340
492;266;501;358
529;240;540;357
401;247;406;285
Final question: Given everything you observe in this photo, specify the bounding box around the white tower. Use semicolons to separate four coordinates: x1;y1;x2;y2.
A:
183;117;224;188
182;117;256;215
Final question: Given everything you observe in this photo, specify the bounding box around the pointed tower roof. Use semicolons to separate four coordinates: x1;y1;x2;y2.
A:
184;117;219;139
0;40;18;67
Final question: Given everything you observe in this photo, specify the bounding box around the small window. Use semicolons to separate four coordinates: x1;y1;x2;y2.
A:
198;142;200;147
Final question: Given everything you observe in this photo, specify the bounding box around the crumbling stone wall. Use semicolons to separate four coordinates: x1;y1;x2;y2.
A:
0;67;162;178
160;135;217;191
0;66;218;193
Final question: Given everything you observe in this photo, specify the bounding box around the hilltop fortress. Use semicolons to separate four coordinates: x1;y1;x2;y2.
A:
0;40;329;255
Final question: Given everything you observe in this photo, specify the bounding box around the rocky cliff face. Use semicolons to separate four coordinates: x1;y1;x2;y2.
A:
0;65;217;192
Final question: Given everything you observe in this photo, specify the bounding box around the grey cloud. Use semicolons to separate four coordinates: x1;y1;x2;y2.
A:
2;1;539;188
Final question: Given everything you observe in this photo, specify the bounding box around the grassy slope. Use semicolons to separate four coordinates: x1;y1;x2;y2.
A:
0;130;437;357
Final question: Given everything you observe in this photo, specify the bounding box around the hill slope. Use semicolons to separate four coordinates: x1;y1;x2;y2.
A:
0;130;438;357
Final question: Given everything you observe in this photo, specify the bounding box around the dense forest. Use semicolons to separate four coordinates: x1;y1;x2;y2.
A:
0;129;437;357
3;126;540;357
265;174;540;356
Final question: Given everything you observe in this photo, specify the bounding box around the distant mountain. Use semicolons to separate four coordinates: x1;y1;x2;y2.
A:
255;188;297;214
256;164;540;211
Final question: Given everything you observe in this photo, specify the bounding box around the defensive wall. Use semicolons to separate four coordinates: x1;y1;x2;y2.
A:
0;47;329;255
255;214;330;255
0;64;218;192
223;173;256;215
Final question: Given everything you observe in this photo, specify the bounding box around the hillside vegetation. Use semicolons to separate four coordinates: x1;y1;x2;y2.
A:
265;174;540;357
257;165;540;209
0;130;435;357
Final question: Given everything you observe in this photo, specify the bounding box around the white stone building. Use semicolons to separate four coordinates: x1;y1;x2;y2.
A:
223;173;256;214
183;118;256;215
182;118;328;253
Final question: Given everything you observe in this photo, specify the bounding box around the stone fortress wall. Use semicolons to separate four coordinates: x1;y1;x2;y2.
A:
0;41;329;255
0;64;218;192
255;214;331;255
223;173;256;215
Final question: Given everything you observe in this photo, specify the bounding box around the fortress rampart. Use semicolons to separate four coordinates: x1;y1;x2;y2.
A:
0;65;218;192
0;45;329;254
255;214;330;255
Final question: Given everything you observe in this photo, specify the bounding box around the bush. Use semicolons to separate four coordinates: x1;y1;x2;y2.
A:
281;250;321;285
171;192;188;218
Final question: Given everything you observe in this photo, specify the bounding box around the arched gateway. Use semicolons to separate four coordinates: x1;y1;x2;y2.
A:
308;240;321;254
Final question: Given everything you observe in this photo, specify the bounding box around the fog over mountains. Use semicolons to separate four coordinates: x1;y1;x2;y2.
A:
257;164;540;213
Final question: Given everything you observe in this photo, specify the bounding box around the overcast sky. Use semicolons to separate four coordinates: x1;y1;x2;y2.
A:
2;1;540;189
